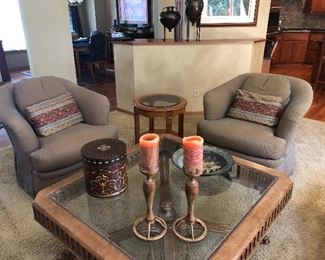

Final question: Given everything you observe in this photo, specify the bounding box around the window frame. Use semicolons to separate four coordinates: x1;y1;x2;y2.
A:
116;0;151;25
200;0;260;27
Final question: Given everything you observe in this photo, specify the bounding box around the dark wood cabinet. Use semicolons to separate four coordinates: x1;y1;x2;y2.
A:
279;32;309;64
304;0;325;14
271;0;282;7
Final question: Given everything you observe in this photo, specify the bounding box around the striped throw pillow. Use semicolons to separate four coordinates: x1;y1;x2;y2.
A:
227;89;285;127
25;93;83;136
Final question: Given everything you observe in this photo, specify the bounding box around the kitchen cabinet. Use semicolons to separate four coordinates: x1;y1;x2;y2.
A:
271;0;282;7
279;32;309;64
304;0;325;14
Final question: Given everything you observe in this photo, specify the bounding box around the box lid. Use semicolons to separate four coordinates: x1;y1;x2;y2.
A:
81;138;126;163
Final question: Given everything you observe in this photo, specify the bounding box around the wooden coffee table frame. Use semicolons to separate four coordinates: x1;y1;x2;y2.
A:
33;134;293;260
133;94;187;143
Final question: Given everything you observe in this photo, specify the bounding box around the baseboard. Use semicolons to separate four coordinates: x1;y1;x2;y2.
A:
116;108;133;115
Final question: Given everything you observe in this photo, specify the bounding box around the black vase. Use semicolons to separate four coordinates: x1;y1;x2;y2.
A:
159;6;181;32
185;0;204;25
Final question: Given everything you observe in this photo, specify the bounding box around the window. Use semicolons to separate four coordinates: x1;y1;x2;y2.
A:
201;0;259;26
0;0;26;51
117;0;150;25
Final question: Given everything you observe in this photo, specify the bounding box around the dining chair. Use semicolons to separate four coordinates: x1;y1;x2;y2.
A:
80;31;107;79
314;35;325;91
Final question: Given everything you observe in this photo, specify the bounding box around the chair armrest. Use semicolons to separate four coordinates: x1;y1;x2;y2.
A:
276;78;313;143
0;85;40;153
203;74;249;120
63;80;110;125
1;110;40;154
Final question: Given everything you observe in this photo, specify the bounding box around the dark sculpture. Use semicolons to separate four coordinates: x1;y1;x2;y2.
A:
159;6;181;41
185;0;204;41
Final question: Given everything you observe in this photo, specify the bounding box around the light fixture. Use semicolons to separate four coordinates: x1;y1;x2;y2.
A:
68;0;84;6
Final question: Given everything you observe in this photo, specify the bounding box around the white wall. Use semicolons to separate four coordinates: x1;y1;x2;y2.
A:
19;0;76;82
115;41;259;112
80;0;111;35
106;0;117;28
78;3;90;36
94;0;108;32
85;0;97;33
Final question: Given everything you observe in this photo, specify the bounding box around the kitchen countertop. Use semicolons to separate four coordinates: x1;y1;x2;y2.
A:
267;28;325;36
282;28;325;32
271;28;325;33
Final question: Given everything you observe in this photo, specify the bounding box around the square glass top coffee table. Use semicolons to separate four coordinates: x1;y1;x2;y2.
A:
33;134;293;260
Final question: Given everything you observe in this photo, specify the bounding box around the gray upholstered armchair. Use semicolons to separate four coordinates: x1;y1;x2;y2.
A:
0;76;118;197
197;73;313;175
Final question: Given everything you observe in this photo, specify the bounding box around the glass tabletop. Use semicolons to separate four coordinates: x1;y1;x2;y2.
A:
50;137;277;259
139;94;181;107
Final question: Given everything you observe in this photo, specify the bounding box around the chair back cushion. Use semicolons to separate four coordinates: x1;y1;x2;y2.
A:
89;33;106;60
25;92;83;136
15;76;68;112
241;74;291;102
227;89;285;127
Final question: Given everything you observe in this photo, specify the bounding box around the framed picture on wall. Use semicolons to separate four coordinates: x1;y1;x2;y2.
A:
116;0;150;25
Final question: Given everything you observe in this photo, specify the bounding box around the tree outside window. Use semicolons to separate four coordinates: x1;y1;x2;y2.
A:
207;0;250;16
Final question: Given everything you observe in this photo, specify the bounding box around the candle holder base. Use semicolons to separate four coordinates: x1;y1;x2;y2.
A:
133;216;167;241
172;216;207;242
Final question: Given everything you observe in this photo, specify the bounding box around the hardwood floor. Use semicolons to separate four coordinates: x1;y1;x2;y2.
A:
1;64;324;150
270;64;313;82
270;64;325;122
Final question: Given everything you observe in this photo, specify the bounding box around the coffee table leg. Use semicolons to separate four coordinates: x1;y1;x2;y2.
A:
178;114;184;137
166;115;173;134
261;236;270;245
134;108;140;144
149;118;154;132
56;249;75;260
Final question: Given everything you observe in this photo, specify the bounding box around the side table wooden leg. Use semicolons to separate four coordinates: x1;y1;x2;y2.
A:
166;115;173;134
149;118;154;132
178;114;184;137
134;108;140;144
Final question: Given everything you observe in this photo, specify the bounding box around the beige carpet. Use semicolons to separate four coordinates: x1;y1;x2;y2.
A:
0;111;324;260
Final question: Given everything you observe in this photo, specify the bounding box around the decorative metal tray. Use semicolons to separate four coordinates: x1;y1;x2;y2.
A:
172;145;234;176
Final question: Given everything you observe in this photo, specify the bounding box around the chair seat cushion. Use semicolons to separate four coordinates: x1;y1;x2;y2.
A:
30;123;118;172
197;118;286;160
25;93;83;136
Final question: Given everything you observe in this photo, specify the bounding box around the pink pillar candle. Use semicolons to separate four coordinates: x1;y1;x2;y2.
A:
139;133;160;173
183;136;204;175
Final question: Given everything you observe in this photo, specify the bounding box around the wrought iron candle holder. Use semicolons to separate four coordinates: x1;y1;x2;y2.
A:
172;168;207;242
172;136;207;242
133;134;167;241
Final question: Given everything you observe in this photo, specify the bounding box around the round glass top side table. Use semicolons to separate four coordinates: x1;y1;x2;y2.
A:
133;94;187;143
